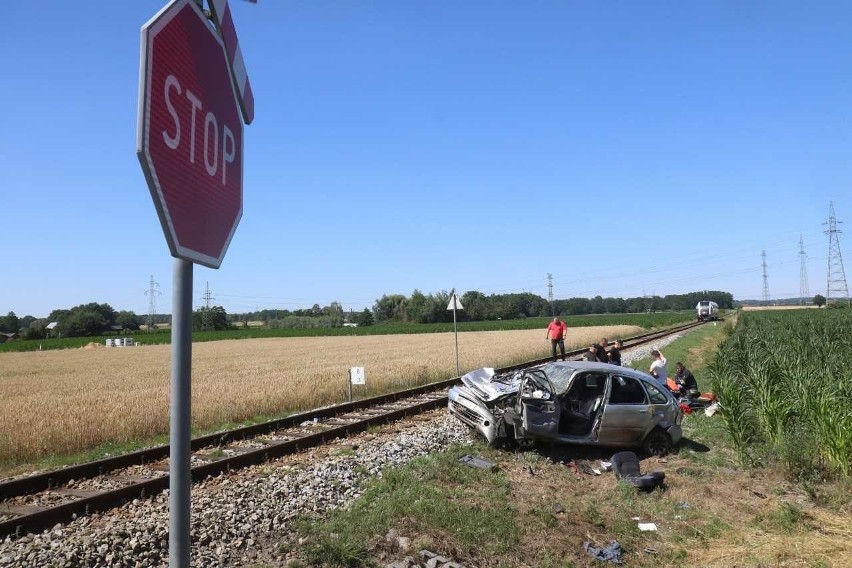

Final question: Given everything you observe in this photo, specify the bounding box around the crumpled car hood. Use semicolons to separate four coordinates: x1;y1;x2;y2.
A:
460;367;522;403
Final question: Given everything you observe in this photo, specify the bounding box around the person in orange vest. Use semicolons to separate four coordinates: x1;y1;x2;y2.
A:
546;317;567;361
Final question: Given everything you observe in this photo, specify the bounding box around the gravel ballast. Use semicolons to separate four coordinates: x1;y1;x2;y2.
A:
0;415;472;567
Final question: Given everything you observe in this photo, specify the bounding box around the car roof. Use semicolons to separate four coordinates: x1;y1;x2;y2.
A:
541;360;657;383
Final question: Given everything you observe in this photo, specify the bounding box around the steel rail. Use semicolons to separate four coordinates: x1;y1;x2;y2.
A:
0;320;703;538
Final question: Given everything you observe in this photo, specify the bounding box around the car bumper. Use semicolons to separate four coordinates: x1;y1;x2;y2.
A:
448;385;499;445
667;424;683;445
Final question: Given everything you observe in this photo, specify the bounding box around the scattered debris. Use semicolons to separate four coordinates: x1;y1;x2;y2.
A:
552;502;565;514
611;451;666;490
678;502;690;509
457;454;497;471
643;547;658;555
583;540;624;564
704;402;720;417
421;549;464;568
599;460;613;472
638;522;658;532
564;460;581;476
751;490;768;499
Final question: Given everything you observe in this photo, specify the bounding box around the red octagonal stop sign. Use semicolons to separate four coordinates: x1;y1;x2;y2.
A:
137;0;243;268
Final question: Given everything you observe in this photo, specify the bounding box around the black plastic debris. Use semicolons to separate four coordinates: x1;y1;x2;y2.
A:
611;451;665;490
583;540;623;564
457;454;497;471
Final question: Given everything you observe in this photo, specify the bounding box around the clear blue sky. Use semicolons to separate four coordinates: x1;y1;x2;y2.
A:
2;1;850;317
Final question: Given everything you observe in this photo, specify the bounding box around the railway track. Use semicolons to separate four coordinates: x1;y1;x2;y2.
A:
0;320;704;538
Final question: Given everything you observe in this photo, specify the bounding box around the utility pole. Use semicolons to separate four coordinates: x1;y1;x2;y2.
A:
761;250;770;304
546;273;554;315
825;201;850;304
145;275;161;333
201;282;215;331
798;234;809;305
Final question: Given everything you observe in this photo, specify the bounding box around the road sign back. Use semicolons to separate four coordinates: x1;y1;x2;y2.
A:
137;0;244;268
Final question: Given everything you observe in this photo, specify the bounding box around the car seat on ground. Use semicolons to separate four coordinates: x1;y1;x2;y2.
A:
611;451;665;490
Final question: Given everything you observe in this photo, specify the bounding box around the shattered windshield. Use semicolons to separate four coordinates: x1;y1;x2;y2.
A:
539;363;575;393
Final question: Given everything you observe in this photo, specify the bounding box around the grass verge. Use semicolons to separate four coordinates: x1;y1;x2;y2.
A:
296;447;518;567
287;318;851;567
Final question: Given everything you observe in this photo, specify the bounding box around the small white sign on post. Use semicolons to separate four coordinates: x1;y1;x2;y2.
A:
348;366;365;402
446;295;464;311
447;291;464;377
350;367;365;385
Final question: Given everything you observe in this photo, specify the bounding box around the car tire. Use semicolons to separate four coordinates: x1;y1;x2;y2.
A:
643;428;672;457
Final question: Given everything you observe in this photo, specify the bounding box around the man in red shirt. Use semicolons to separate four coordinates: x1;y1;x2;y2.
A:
546;317;567;361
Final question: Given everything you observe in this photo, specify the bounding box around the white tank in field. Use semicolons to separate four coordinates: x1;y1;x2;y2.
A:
696;301;719;321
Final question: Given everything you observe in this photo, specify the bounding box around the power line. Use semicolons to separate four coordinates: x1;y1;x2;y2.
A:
546;273;554;315
201;281;216;331
761;250;770;304
144;275;161;333
798;234;809;304
825;201;850;303
203;282;214;310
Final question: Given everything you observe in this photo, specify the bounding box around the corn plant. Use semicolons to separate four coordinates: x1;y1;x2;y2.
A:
709;309;852;478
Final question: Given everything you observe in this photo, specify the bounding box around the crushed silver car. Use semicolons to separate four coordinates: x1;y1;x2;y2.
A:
448;361;683;456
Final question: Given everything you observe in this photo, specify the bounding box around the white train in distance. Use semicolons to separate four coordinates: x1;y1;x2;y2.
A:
696;301;720;322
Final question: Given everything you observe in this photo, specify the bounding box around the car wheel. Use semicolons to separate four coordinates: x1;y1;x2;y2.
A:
643;428;672;457
488;435;506;449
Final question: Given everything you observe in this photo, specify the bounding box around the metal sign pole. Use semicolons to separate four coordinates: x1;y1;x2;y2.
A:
348;369;352;402
170;258;193;567
453;299;460;377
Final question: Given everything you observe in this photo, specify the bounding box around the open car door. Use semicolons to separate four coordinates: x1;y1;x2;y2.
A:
596;374;652;445
516;368;559;439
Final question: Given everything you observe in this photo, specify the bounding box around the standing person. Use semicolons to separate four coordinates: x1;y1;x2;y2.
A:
546;317;567;361
608;339;623;366
596;337;610;363
649;349;669;388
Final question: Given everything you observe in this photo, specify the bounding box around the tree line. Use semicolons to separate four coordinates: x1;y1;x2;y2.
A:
227;289;734;325
368;289;734;324
1;289;734;339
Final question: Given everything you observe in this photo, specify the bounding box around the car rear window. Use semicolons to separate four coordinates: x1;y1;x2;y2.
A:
644;381;669;404
609;376;648;405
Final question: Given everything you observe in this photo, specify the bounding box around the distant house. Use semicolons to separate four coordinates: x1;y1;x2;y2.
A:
45;321;59;338
343;322;358;328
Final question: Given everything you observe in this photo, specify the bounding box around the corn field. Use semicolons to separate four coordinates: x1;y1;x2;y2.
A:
707;309;852;478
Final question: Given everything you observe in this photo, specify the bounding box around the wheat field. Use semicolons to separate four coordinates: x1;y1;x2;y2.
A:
0;325;640;467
